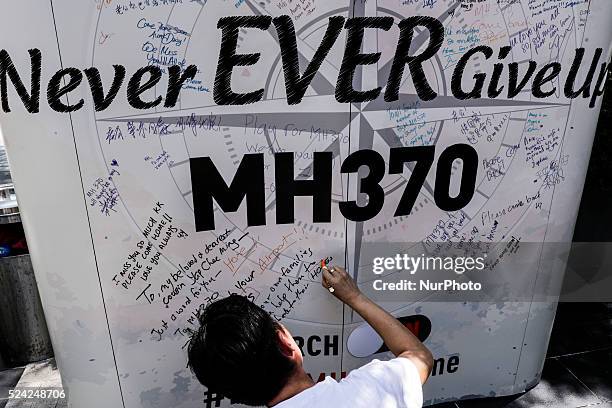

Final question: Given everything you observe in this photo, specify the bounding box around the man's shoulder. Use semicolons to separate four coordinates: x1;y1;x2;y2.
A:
273;377;340;408
275;358;423;408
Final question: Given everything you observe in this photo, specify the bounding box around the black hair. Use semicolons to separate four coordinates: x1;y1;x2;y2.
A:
187;294;296;406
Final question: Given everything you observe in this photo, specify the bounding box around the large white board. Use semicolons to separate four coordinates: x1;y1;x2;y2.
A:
1;0;611;407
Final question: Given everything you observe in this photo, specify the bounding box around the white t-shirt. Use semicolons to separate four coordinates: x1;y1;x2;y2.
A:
274;358;423;408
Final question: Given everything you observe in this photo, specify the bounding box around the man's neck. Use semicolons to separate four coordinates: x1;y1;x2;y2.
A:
268;369;315;407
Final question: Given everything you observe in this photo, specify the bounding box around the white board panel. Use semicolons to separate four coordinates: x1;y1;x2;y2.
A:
1;1;611;407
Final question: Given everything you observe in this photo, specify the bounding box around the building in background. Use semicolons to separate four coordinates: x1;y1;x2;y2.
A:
0;145;27;257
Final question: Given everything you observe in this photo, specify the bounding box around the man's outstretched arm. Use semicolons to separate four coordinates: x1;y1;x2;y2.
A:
322;265;434;384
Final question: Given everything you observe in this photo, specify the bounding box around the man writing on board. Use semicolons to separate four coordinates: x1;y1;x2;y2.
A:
188;265;434;407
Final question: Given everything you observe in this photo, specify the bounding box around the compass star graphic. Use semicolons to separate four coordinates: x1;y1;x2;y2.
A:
97;0;564;309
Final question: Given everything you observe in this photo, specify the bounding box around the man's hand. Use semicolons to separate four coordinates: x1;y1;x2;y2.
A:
322;265;362;305
321;264;434;384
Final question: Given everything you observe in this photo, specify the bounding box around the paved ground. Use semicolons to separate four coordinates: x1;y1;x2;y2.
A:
0;358;66;408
